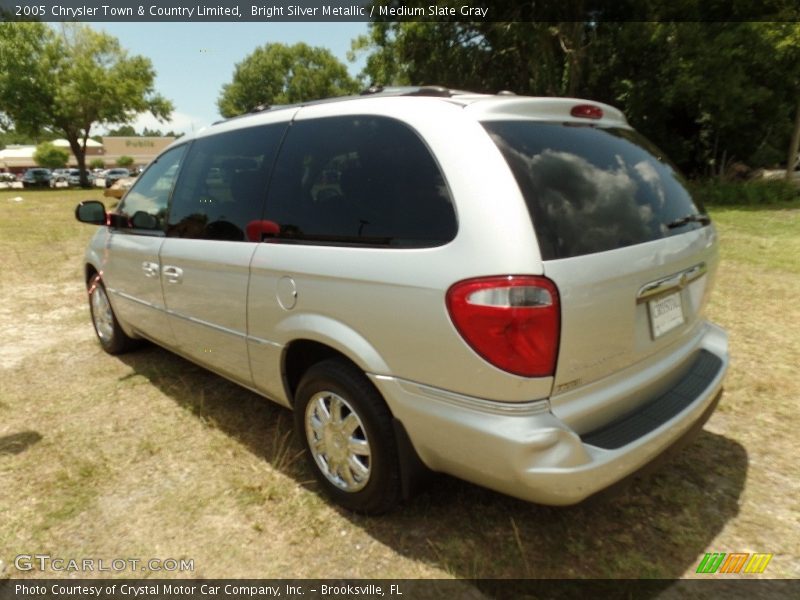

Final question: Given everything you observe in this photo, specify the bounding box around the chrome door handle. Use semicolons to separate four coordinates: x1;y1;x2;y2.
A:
162;265;184;284
141;261;160;278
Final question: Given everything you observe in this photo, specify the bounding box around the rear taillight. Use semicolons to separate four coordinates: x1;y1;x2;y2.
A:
446;276;560;377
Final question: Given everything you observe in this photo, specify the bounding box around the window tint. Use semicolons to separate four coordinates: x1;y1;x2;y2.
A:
483;122;708;260
117;145;186;231
167;124;285;241
265;116;456;247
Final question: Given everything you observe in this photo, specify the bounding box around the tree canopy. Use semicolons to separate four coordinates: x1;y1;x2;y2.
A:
33;142;68;169
218;42;359;118
352;7;800;176
0;23;172;185
116;155;134;168
104;125;181;137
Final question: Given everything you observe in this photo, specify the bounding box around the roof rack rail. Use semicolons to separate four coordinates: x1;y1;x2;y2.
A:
360;84;384;95
406;85;453;97
359;84;459;98
210;85;485;129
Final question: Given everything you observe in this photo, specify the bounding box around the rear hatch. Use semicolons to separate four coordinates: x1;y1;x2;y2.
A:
481;112;717;423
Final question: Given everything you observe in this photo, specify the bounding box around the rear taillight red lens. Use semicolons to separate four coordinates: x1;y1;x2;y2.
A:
446;276;560;377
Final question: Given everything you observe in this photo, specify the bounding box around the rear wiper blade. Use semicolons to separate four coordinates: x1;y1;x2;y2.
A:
666;213;711;229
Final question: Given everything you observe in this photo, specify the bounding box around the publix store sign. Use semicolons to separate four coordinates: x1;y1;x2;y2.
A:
101;136;175;162
125;139;157;148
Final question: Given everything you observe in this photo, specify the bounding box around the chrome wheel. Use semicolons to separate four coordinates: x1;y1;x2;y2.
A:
91;283;115;342
305;391;371;492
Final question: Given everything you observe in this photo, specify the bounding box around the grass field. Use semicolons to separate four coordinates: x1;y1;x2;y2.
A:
0;189;798;583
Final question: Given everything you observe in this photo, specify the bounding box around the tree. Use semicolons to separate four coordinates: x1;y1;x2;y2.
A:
350;3;601;96
116;155;134;168
0;128;34;150
354;6;800;176
218;42;359;118
787;101;800;179
584;21;800;176
33;141;68;169
0;23;172;186
106;125;137;137
89;158;105;170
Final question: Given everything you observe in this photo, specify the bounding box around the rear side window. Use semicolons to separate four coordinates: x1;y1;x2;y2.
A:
167;123;286;241
264;116;456;247
483;122;707;260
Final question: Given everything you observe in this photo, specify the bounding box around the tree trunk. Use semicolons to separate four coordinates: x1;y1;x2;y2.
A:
557;22;585;97
785;97;800;182
66;134;89;188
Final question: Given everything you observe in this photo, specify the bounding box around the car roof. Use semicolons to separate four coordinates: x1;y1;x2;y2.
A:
166;85;630;151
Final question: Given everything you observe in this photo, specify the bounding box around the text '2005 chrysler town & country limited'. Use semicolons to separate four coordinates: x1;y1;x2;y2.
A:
76;87;728;513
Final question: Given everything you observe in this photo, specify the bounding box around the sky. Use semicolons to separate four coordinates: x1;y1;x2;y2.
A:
87;22;370;136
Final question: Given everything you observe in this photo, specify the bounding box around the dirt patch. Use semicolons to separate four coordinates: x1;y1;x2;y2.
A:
0;281;89;370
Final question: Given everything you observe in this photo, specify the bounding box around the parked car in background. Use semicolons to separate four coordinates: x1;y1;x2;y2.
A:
22;168;51;187
22;167;51;187
103;176;136;199
50;168;71;187
69;169;94;187
104;168;130;188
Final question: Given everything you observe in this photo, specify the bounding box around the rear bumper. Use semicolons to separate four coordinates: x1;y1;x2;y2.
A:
369;321;728;505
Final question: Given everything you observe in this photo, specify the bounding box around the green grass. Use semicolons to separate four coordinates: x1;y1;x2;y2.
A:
0;188;798;581
707;203;800;274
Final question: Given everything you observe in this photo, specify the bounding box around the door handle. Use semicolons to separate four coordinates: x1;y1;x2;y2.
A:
162;265;184;284
141;261;159;278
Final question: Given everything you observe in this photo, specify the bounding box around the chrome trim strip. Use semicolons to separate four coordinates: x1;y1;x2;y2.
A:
636;262;707;303
131;329;275;400
110;289;282;347
168;310;247;339
246;335;283;348
109;288;161;310
374;375;551;416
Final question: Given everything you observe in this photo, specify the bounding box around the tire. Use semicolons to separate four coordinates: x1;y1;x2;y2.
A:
294;359;402;514
88;274;139;355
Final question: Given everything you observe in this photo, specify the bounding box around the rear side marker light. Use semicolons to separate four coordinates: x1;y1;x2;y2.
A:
570;104;603;119
446;276;561;377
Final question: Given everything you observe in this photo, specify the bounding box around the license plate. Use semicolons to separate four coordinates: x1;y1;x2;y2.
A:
648;291;685;339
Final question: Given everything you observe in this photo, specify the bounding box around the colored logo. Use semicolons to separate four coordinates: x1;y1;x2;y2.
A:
696;552;773;574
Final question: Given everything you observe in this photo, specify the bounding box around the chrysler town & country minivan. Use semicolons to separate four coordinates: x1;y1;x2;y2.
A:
75;87;728;513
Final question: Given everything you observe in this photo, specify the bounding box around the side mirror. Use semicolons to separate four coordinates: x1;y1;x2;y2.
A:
130;211;159;230
75;201;106;225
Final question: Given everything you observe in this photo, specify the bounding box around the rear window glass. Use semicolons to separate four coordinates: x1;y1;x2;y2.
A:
483;121;707;260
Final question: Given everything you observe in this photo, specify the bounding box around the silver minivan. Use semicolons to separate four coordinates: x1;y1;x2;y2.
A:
76;87;728;513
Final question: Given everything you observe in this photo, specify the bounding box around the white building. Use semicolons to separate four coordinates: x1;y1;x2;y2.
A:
1;138;105;173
